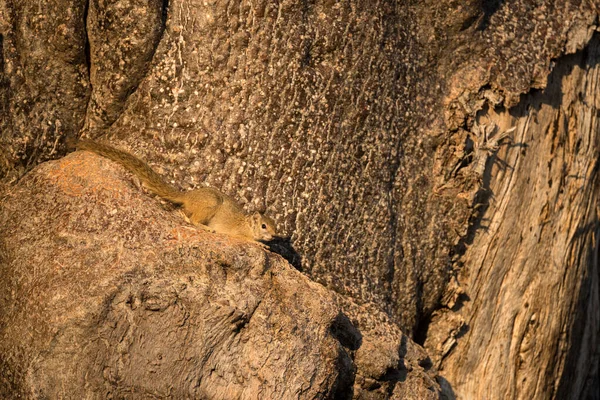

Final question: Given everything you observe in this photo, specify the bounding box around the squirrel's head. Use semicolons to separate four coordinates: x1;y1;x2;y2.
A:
250;212;277;241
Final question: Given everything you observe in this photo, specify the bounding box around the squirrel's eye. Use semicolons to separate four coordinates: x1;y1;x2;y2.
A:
261;224;267;229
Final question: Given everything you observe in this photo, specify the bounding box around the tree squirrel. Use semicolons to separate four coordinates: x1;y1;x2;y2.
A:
73;139;277;242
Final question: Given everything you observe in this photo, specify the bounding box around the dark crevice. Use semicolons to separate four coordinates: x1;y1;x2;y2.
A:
329;315;358;398
0;33;7;101
80;0;92;137
381;337;409;396
331;349;355;400
300;0;314;68
385;163;400;319
413;308;431;346
83;0;91;79
329;313;362;351
162;0;169;28
477;0;504;31
301;39;312;68
0;34;4;74
328;313;360;399
0;33;10;180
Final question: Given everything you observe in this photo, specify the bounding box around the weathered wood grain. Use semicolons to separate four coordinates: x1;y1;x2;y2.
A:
430;35;600;400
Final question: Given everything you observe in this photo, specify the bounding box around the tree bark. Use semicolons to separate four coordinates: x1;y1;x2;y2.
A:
0;0;598;398
428;39;600;400
0;151;440;398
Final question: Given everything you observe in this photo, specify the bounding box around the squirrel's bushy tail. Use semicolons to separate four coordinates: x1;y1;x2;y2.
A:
75;139;184;203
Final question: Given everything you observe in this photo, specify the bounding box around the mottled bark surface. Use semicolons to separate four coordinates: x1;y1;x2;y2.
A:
0;0;89;174
0;0;598;398
0;151;441;398
1;0;454;332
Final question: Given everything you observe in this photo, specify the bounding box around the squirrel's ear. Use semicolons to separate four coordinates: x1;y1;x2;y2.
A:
252;212;264;229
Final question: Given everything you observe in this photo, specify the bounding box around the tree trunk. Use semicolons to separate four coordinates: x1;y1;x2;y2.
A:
428;40;600;400
0;150;440;398
0;0;598;398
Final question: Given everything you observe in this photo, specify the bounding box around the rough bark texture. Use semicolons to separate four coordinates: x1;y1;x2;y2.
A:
417;1;600;399
0;0;598;398
428;36;600;400
0;0;89;174
1;0;456;334
0;151;441;398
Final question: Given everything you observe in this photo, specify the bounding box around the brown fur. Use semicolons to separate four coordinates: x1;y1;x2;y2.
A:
75;139;277;242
